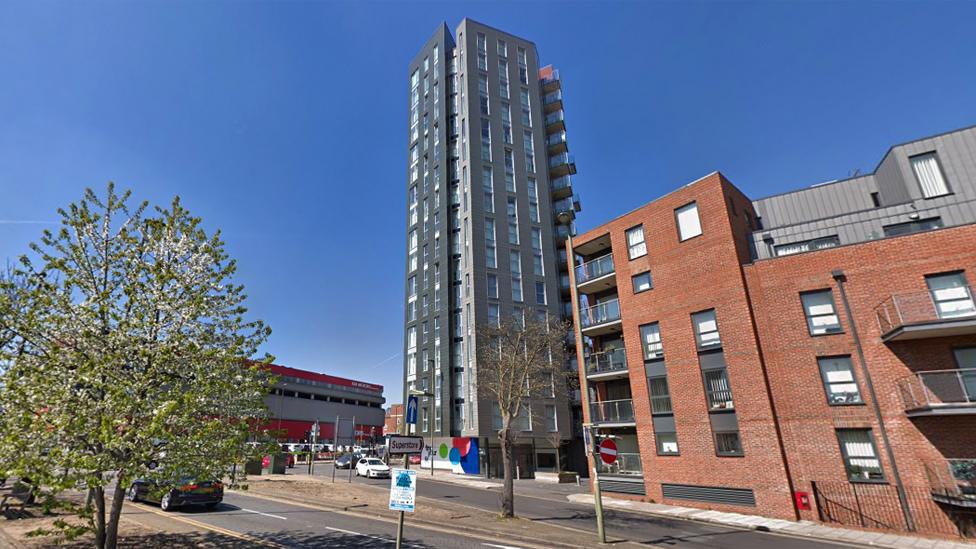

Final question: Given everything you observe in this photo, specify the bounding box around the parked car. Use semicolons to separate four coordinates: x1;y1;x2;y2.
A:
356;458;391;479
409;454;421;465
126;478;223;512
335;453;360;469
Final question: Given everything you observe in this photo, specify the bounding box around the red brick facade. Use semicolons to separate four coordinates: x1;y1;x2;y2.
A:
569;172;976;538
386;403;405;436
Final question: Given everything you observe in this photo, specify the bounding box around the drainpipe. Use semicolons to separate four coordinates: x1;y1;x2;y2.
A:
831;269;915;532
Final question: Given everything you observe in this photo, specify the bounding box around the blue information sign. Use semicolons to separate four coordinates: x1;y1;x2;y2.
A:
405;395;418;425
389;469;416;513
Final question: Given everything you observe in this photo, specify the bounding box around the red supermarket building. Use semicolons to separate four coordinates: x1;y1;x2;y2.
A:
263;364;386;444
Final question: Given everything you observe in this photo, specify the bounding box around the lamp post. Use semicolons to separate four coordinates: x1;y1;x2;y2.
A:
276;382;290;441
558;210;606;544
409;388;435;476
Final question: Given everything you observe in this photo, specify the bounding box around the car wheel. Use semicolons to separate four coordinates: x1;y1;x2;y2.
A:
126;484;140;503
160;492;175;512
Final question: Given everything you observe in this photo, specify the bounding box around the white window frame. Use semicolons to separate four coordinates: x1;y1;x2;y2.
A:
675;201;703;241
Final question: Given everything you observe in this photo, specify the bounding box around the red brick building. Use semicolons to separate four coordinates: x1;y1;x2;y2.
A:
386;403;405;436
568;126;976;538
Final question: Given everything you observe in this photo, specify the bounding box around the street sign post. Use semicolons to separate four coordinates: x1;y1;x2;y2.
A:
387;435;424;455
390;468;417;549
599;438;618;465
405;395;418;426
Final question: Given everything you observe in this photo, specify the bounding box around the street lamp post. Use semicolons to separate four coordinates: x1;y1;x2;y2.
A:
409;388;435;476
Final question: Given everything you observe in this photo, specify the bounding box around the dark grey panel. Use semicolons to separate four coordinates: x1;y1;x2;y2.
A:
662;483;756;506
644;359;667;377
600;478;646;495
652;415;675;432
709;411;739;431
698;351;727;371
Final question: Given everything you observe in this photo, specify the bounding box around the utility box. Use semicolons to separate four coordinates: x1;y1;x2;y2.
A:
244;458;263;476
264;453;286;474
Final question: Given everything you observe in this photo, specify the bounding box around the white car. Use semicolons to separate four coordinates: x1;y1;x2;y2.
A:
355;458;391;479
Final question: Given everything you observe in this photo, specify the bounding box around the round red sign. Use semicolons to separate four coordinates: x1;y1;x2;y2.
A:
599;438;618;465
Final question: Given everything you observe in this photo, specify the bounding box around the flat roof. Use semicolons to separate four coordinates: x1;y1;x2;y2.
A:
265;363;383;394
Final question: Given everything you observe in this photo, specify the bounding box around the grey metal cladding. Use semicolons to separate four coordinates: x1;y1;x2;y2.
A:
661;484;756;506
750;125;976;260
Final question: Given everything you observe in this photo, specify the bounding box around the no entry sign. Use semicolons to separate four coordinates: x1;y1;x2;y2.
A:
599;438;618;465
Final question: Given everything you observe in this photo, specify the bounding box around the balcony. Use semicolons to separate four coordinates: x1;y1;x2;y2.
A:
546;130;568;155
897;369;976;417
576;254;616;294
542;90;563;114
926;459;976;508
540;69;561;93
548;152;577;178
550;175;573;200
579;298;621;336
553;195;580;222
586;348;629;380
596;452;643;477
589;398;635;426
875;286;976;342
544;110;565;133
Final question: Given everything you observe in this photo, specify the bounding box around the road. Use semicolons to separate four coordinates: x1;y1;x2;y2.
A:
310;462;854;549
127;489;537;548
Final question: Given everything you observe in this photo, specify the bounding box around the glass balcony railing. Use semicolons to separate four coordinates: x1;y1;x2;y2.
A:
589;398;634;424
549;152;575;169
547;131;568;148
596;452;643;476
539;69;560;88
897;369;976;414
586;348;628;376
576;254;614;284
580;298;620;329
544;110;565;127
542;90;563;106
550;175;573;192
875;285;976;339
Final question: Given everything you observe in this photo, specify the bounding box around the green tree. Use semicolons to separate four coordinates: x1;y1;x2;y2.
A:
477;313;569;518
0;184;274;549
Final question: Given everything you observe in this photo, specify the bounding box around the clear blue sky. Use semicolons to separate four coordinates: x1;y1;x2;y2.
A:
2;1;974;404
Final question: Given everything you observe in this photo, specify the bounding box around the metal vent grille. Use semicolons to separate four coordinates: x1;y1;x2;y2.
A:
661;483;756;506
600;478;646;496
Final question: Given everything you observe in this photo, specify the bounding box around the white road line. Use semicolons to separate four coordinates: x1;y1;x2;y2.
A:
240;508;288;520
483;544;525;549
326;526;420;546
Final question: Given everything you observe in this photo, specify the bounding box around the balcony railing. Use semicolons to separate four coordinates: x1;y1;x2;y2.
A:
926;459;976;505
596;452;643;476
547;131;568;148
586;348;628;376
576;254;614;285
897;369;976;415
579;299;620;329
542;90;563;106
589;398;634;424
875;286;976;340
549;152;575;169
540;69;560;90
544;110;565;129
550;175;573;199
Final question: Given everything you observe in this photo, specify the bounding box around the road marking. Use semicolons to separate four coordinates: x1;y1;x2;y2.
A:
483;544;525;549
326;525;400;545
241;507;288;520
132;502;288;548
326;526;363;536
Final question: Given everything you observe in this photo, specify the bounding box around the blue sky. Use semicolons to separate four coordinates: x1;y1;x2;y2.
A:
2;1;975;404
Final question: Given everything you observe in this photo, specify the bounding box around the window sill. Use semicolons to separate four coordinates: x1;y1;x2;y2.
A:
827;402;866;407
715;453;745;458
921;192;953;200
634;288;653;295
657;453;680;457
679;233;703;243
810;330;845;337
627;252;648;261
848;479;888;485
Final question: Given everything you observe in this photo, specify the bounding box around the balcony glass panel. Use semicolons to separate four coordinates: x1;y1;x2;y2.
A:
898;368;976;411
586;348;627;376
576;254;614;284
580;298;620;329
876;283;976;335
549;152;575;169
596;452;643;476
589;398;634;423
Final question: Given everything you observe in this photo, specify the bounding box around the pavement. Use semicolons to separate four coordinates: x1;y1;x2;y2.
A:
299;463;851;548
406;468;976;549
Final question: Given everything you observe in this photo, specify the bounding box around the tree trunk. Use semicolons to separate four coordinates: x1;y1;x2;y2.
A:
104;481;126;549
93;485;106;549
499;428;515;518
555;447;561;473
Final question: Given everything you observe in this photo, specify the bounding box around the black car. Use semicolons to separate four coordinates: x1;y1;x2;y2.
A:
334;453;361;469
126;478;223;511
